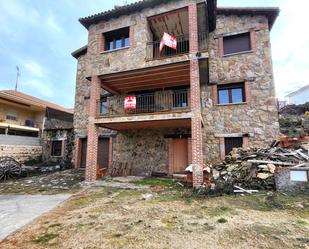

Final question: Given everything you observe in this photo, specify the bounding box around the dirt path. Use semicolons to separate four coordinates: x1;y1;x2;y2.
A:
0;180;308;249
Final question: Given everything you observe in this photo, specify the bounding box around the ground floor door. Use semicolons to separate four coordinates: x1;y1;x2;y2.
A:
98;138;110;169
80;138;87;168
171;138;189;174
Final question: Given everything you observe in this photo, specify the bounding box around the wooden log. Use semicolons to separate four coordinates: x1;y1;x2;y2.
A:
247;160;295;166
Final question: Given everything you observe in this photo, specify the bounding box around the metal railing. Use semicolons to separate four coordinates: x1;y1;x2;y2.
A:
146;32;208;60
97;89;190;116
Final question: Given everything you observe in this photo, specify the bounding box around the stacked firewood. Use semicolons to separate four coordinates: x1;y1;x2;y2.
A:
213;144;309;190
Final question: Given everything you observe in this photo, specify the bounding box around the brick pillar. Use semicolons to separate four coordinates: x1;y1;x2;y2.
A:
189;3;203;187
85;75;100;181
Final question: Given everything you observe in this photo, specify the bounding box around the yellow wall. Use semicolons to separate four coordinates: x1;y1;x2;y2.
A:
0;102;45;128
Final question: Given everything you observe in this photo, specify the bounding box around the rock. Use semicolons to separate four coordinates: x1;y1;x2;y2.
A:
139;193;154;201
257;173;271;179
267;163;276;173
258;165;268;170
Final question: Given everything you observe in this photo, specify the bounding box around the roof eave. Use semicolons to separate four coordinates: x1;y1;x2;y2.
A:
216;7;280;30
71;45;88;59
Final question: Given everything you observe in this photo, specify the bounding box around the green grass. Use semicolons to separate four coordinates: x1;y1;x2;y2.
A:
32;233;59;244
204;206;235;217
226;193;309;213
130;177;183;188
217;218;228;223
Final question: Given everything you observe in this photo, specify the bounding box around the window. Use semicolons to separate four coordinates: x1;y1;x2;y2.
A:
51;140;63;157
223;32;251;55
101;97;108;114
104;27;130;51
218;83;245;104
224;137;243;155
6;114;17;121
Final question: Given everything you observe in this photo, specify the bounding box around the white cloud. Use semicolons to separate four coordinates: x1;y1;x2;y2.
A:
23;61;45;78
18;59;54;98
46;15;63;33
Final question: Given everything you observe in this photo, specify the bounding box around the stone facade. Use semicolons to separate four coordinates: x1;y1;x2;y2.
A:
112;128;191;176
72;1;279;185
42;111;74;165
201;14;280;164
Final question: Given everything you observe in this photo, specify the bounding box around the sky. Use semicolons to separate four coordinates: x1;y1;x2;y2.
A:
0;0;308;108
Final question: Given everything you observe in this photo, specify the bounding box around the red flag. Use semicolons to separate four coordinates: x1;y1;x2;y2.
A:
159;32;177;52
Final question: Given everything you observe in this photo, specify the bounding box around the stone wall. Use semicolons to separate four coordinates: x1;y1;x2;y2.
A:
112;128;190;175
0;145;42;163
85;0;205;78
73;4;280;172
42;129;74;166
275;168;309;192
201;14;280;164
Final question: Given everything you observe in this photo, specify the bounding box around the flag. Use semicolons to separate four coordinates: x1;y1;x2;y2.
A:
159;32;177;52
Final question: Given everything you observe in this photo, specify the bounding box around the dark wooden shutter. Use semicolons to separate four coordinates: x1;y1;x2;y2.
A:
223;32;251;55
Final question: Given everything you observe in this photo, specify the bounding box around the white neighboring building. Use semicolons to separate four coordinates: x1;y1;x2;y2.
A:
286;85;309;105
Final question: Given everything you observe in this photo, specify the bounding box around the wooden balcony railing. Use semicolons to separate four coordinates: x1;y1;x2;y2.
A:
97;89;190;117
146;32;208;60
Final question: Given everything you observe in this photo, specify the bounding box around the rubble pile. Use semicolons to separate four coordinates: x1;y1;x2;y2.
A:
279;102;309;137
213;144;309;190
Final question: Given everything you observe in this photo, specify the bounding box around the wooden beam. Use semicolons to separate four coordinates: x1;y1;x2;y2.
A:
105;71;190;86
100;61;189;80
103;68;190;85
101;83;121;95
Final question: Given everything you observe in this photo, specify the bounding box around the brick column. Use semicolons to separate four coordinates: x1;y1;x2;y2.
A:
85;75;101;181
189;3;203;187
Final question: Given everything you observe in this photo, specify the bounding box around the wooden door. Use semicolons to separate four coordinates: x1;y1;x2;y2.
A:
80;138;87;168
98;138;109;169
172;138;188;173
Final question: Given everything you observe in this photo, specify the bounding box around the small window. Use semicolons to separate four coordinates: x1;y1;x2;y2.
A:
101;97;108;114
224;137;243;155
51;140;63;157
6;114;17;121
218;83;245;104
104;27;130;51
290;171;308;182
223;32;251;55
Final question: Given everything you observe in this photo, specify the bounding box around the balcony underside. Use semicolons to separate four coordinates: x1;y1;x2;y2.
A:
95;112;191;130
100;61;190;94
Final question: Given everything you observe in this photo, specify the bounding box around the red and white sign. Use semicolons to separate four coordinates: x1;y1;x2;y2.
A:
124;96;136;109
159;32;177;52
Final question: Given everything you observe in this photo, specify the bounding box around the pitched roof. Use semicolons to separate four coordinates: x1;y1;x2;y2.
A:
79;0;216;30
286;84;309;97
0;90;73;114
217;7;280;30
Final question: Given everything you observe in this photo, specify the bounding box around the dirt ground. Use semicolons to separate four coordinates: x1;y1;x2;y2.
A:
0;177;308;249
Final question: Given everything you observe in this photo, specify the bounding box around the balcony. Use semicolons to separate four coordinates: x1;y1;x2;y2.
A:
97;89;190;117
146;32;208;60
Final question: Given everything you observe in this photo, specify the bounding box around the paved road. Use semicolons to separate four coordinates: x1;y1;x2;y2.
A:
0;194;70;240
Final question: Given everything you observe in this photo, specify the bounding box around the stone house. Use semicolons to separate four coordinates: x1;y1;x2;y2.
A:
72;0;280;186
0;90;74;164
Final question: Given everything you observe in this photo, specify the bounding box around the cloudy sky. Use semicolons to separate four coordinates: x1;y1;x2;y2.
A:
0;0;308;108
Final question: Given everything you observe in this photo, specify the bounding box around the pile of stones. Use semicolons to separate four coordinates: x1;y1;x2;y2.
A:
213;145;309;190
279;102;309;137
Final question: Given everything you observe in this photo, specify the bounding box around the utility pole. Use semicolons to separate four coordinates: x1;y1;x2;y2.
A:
15;66;20;91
